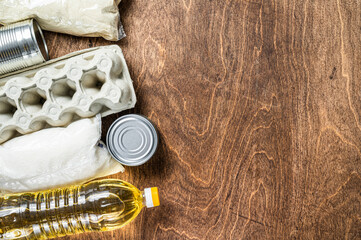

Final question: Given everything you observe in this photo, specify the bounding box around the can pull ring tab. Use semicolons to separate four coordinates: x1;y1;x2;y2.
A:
144;187;160;208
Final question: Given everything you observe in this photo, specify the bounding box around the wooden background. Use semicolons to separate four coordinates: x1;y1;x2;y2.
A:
45;0;361;239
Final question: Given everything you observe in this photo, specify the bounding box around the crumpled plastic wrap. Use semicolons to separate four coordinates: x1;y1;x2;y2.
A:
0;0;125;41
0;116;124;195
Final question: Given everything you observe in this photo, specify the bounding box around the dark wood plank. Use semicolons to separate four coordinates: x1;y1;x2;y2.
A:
44;0;361;239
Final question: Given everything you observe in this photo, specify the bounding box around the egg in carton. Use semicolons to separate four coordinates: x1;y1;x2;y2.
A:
0;45;136;144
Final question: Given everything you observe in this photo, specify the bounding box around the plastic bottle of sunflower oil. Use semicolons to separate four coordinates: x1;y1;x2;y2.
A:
0;179;160;239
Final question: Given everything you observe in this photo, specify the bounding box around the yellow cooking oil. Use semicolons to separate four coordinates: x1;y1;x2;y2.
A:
0;179;160;240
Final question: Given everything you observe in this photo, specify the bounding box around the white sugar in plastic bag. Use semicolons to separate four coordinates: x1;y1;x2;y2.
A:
0;0;125;41
0;116;124;194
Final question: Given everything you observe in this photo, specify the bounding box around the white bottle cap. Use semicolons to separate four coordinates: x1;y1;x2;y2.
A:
144;187;160;208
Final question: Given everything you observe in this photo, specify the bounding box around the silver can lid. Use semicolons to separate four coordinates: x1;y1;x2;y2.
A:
106;114;158;166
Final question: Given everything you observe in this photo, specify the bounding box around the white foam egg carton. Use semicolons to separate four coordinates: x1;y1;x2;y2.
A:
0;45;136;143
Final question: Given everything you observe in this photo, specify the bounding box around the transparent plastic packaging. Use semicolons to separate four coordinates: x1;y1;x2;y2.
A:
0;0;125;41
0;116;125;195
0;179;160;239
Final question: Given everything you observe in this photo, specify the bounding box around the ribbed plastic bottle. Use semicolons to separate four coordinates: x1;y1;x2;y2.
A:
0;179;160;239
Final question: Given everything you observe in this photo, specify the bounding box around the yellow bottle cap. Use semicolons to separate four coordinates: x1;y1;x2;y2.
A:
151;187;160;207
144;187;160;208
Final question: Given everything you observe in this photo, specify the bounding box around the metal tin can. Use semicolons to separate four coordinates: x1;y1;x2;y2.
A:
106;114;159;166
0;19;49;76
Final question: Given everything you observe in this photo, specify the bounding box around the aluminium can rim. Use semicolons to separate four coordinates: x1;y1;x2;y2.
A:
29;19;49;61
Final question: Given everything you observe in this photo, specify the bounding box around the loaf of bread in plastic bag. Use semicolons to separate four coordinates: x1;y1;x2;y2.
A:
0;0;125;40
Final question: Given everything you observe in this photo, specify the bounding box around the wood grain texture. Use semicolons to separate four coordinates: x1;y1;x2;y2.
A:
45;0;361;239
